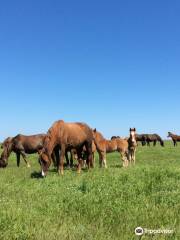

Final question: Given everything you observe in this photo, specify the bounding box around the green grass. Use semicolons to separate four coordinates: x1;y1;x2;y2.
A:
0;141;179;240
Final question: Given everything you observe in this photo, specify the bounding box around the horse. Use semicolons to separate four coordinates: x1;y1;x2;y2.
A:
128;128;137;165
0;157;8;168
39;120;94;177
111;136;121;140
93;129;129;168
144;134;164;147
167;132;180;146
64;142;96;169
135;134;146;146
0;134;58;168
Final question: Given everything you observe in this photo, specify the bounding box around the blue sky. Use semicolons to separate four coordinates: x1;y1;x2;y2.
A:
0;0;179;140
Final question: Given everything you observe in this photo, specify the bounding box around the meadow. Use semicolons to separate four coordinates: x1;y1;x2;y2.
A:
0;141;179;240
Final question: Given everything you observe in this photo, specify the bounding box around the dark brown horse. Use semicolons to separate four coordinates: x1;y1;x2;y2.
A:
167;132;180;146
111;136;121;140
0;134;58;167
135;134;164;147
135;134;146;146
143;134;164;147
39;120;94;177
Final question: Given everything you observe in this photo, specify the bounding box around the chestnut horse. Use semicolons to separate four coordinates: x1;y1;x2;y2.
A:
0;134;58;168
167;132;180;146
128;128;137;165
39;120;94;176
93;129;129;168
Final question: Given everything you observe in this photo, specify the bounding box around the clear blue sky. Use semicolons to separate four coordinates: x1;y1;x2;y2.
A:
0;0;179;140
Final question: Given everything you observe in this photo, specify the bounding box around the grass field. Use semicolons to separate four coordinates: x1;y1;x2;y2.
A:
0;141;179;240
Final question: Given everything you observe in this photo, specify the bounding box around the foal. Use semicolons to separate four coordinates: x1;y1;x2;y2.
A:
93;129;129;168
128;128;137;165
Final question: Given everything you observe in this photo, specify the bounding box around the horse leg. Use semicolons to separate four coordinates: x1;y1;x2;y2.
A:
51;148;59;168
53;147;59;168
59;145;65;175
101;151;107;168
97;151;103;168
20;151;30;167
77;148;83;174
85;142;93;169
133;149;136;165
65;151;70;168
51;152;56;167
92;152;95;167
70;150;74;168
16;152;21;167
121;151;128;167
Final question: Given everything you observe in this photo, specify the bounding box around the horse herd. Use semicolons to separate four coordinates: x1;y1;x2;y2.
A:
0;120;179;177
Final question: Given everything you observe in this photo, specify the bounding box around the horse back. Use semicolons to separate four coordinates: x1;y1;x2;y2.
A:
13;134;46;153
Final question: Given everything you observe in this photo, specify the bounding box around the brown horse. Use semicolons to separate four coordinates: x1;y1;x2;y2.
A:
39;120;94;177
128;128;137;165
0;134;58;168
93;129;129;168
167;132;180;146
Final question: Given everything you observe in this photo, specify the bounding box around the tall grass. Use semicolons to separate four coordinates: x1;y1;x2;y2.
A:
0;141;179;239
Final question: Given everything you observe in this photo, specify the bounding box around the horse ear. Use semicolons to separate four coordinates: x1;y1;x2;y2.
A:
134;128;136;131
93;128;97;133
129;128;131;131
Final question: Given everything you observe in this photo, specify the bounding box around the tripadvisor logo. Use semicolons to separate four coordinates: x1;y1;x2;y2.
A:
135;227;174;236
135;227;144;236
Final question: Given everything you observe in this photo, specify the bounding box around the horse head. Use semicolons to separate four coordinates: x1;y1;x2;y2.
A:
129;128;136;144
38;149;52;177
1;137;13;162
167;132;172;138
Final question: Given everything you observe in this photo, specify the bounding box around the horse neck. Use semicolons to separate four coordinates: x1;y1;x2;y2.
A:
44;136;56;156
1;146;12;161
169;133;175;137
94;132;106;149
128;135;137;148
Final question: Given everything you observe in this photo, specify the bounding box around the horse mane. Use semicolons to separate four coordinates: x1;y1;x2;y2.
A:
2;137;13;145
47;120;65;136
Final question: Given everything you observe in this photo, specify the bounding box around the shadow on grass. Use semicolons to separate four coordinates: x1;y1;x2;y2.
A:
109;164;122;168
31;171;44;179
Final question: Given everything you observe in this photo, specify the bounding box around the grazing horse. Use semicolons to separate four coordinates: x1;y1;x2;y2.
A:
135;134;146;146
0;134;58;168
128;128;137;165
93;129;129;168
0;157;8;168
167;132;180;146
144;134;164;147
111;136;121;140
39;120;94;177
